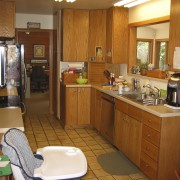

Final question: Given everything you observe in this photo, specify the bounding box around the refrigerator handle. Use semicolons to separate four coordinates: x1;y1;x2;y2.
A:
24;63;27;93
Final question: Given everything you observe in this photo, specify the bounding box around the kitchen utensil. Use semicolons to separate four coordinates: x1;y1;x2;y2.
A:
103;70;111;79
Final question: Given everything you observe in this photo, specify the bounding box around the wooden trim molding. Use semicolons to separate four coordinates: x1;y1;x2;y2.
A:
129;15;170;27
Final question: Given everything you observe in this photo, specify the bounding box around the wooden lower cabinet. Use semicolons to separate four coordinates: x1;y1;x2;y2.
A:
60;85;90;128
114;99;142;166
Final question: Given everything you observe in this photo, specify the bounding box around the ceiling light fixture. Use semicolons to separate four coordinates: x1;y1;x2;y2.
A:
55;0;76;2
114;0;150;8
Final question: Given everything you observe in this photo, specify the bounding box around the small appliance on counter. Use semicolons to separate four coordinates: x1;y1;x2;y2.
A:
166;73;180;108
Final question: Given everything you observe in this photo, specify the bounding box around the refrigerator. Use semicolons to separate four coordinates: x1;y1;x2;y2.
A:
0;44;26;103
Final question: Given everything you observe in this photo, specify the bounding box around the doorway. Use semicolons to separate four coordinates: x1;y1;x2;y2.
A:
16;29;54;114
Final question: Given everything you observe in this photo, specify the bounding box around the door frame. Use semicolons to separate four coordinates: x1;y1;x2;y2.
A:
15;28;54;114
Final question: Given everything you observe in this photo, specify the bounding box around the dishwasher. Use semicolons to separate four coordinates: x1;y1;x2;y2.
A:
100;93;115;144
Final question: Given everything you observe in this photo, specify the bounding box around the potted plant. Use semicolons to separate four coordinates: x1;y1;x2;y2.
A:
140;62;148;76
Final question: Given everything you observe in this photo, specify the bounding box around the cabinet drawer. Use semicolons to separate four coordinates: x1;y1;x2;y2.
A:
115;99;128;114
142;111;161;131
141;139;159;162
140;152;157;180
128;105;142;122
142;125;160;147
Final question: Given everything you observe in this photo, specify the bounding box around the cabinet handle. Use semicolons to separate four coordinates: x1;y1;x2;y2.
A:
145;146;150;151
148;119;152;123
147;134;151;137
145;164;149;168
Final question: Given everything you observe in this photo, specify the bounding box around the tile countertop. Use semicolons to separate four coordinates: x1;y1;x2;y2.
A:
62;82;180;117
0;108;24;133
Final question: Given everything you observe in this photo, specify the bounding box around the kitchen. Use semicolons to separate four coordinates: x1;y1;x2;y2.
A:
1;0;180;179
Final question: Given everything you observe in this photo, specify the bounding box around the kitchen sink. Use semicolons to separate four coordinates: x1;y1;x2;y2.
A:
121;92;166;106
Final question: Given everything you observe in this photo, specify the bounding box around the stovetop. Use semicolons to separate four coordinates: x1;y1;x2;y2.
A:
0;96;20;108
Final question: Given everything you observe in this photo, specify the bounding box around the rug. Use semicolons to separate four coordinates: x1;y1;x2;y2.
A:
97;151;141;175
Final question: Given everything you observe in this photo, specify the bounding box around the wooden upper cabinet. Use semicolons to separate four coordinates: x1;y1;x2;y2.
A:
168;0;180;70
62;9;89;62
106;7;128;64
0;0;15;38
88;10;106;62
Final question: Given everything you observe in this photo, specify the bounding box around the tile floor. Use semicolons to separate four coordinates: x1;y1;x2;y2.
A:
24;112;149;180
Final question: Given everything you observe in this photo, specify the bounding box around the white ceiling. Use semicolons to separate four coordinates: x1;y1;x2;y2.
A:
15;0;119;15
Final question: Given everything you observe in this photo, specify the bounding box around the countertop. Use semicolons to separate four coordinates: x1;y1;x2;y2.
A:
0;86;18;96
62;82;180;118
0;87;24;133
0;108;24;133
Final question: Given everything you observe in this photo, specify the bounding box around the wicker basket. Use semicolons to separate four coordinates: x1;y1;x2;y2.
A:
62;73;79;83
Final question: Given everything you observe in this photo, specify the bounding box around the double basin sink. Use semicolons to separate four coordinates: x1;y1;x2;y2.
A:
120;92;166;106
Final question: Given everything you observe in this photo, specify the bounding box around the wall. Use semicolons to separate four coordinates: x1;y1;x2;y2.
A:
129;0;171;23
16;13;53;29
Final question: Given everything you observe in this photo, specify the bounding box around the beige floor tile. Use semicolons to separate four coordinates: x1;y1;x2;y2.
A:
74;141;87;147
113;175;132;180
93;169;111;177
93;149;106;156
82;136;94;142
129;173;149;180
35;133;47;141
86;140;98;146
79;146;91;152
87;156;99;164
37;141;49;147
71;137;84;143
88;162;102;170
81;170;96;179
89;145;103;151
48;140;62;146
98;176;115;180
84;150;96;157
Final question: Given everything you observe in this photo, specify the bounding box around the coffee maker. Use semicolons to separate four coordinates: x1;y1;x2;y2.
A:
166;73;180;107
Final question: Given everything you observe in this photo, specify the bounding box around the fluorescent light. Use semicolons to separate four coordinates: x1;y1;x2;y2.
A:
124;0;150;8
114;0;135;7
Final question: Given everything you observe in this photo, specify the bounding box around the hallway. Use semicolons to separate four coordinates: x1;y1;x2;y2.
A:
24;92;148;180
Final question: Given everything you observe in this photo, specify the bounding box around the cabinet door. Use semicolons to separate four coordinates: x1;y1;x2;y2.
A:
74;10;89;61
66;88;78;126
0;1;15;38
106;7;128;64
78;88;90;125
89;10;106;62
60;84;66;125
114;109;129;154
128;116;142;166
62;9;76;61
62;9;89;62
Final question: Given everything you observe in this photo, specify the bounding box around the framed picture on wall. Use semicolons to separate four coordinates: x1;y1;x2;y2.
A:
34;45;45;58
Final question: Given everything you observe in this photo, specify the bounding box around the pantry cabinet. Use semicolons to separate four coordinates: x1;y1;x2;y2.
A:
88;10;106;62
60;84;90;128
62;9;89;62
114;99;142;166
0;0;15;38
106;7;128;64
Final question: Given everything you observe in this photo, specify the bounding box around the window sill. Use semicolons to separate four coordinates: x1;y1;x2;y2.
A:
127;73;168;83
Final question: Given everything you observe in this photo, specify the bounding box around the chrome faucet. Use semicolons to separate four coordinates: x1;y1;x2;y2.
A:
143;84;156;97
154;86;161;97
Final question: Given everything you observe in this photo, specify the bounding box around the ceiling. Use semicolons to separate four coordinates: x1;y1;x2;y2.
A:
15;0;118;15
